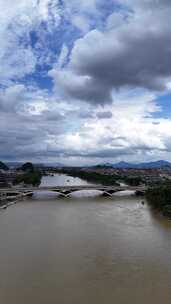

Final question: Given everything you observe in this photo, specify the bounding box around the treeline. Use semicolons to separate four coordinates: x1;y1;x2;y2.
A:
61;169;119;185
124;176;143;186
14;162;42;186
56;168;143;186
14;170;42;186
146;186;171;218
0;161;9;171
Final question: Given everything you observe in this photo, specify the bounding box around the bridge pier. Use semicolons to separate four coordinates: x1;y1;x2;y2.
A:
135;190;145;196
0;192;7;204
0;190;34;209
58;192;69;198
0;186;146;205
102;191;113;197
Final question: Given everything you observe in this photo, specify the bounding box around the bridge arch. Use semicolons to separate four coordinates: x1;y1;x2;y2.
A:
0;185;146;202
53;188;119;198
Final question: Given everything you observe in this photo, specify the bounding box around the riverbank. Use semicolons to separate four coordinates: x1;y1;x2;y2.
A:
0;189;34;210
52;168;144;187
53;169;118;186
53;169;119;185
0;200;17;210
146;185;171;218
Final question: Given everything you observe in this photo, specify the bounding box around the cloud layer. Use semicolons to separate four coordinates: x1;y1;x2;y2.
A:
51;0;171;104
0;0;171;164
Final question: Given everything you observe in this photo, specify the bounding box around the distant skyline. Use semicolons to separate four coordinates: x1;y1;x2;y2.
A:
1;0;171;165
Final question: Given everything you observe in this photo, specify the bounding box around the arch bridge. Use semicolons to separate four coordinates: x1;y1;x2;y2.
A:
0;185;146;201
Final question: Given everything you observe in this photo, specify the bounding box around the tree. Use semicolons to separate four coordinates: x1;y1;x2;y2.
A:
0;161;9;171
21;162;34;172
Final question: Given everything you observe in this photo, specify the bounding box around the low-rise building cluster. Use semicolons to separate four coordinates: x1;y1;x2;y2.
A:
0;170;23;188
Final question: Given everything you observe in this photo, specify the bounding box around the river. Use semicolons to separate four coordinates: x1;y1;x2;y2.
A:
0;174;171;303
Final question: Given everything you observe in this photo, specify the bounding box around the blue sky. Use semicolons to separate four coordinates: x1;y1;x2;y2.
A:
0;0;171;165
155;94;171;119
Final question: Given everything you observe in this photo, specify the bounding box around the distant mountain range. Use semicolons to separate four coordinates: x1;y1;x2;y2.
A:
42;162;65;168
97;160;171;169
6;162;23;168
3;160;171;170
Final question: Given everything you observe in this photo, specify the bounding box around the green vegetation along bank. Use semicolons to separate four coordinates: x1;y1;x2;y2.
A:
14;170;42;187
14;162;42;186
146;186;171;218
54;168;143;186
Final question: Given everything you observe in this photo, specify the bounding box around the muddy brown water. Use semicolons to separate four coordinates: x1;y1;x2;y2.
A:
0;174;171;304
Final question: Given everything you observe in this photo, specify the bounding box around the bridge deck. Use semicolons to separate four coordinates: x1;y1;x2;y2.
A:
0;185;146;193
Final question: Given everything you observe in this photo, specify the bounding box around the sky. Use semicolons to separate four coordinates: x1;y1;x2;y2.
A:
0;0;171;165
